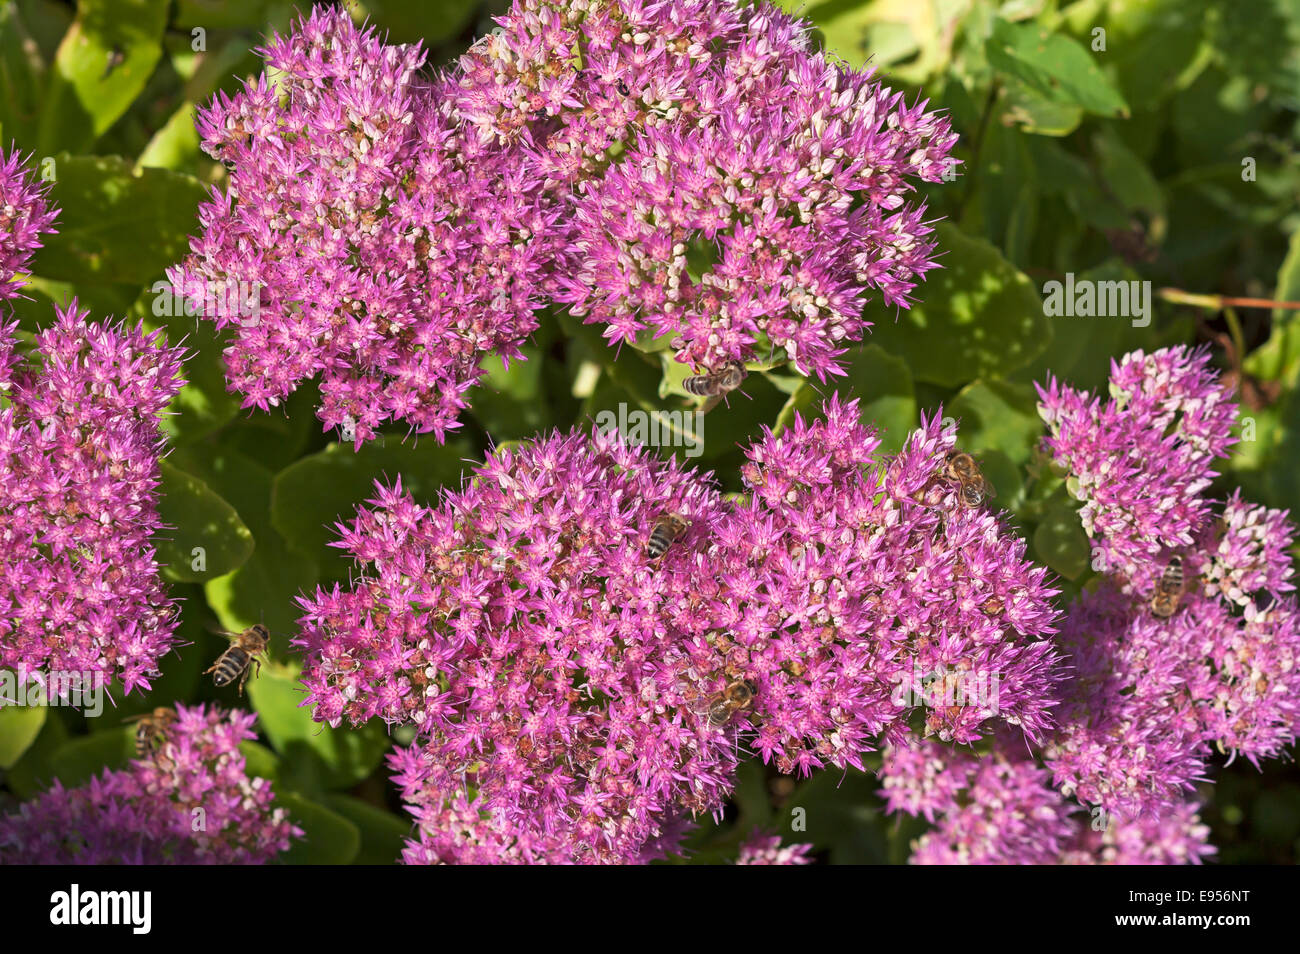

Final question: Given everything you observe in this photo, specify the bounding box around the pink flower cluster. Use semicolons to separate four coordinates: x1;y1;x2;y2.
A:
463;0;955;377
0;705;299;864
0;145;57;301
1037;345;1239;577
1036;345;1299;818
294;394;1061;862
171;8;552;444
880;740;1214;865
0;301;185;694
724;398;1061;774
735;829;813;865
296;430;741;863
177;2;955;443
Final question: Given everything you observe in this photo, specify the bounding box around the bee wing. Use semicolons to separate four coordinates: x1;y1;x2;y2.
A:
204;622;241;642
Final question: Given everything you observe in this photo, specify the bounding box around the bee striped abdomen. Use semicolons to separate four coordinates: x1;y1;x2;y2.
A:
647;514;687;560
211;647;250;686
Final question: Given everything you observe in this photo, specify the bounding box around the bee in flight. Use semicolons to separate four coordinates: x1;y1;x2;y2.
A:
683;361;746;398
647;513;688;561
945;452;995;509
1150;555;1188;619
205;624;270;695
707;680;755;727
125;706;177;760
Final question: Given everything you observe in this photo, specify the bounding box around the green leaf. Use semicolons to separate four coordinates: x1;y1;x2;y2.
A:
322;794;411;865
271;437;469;581
155;458;255;583
49;725;135;788
1103;0;1210;111
467;347;553;441
238;740;281;783
868;223;1049;387
1271;387;1300;514
778;345;917;451
5;710;69;798
37;0;169;154
986;18;1129;117
246;664;390;791
843;344;918;453
1244;227;1300;387
1094;128;1166;226
0;1;48;145
170;445;319;644
34;154;207;285
947;378;1043;466
1000;79;1084;136
136;101;201;171
130;284;241;446
351;0;478;46
278;792;361;865
0;705;47;769
1015;261;1159;393
1033;501;1092;580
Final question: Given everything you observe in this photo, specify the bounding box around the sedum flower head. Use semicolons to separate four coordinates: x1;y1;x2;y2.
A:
735;829;813;864
0;146;58;302
1036;345;1238;577
1044;584;1208;817
460;0;955;379
1039;345;1299;813
880;740;1077;864
881;739;1215;865
171;7;553;444
296;427;742;863
0;705;299;864
0;302;185;694
714;397;1061;776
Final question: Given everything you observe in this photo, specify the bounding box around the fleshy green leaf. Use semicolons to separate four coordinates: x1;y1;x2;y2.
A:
986;18;1130;118
155;458;255;583
37;0;169;154
322;794;411;865
1033;501;1092;580
5;710;70;798
48;725;135;788
868;223;1049;387
0;705;47;769
351;0;478;46
246;664;390;791
947;379;1043;466
270;437;469;581
278;792;361;865
34;154;207;285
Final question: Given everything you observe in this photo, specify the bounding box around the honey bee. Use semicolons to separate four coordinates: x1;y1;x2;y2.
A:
683;361;746;398
945;452;994;509
647;513;688;561
205;624;270;695
616;79;630;96
125;707;177;759
1150;556;1187;619
706;680;755;727
982;595;1004;615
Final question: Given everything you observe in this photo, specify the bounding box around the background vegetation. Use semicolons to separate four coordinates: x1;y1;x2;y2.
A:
1;0;1298;864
